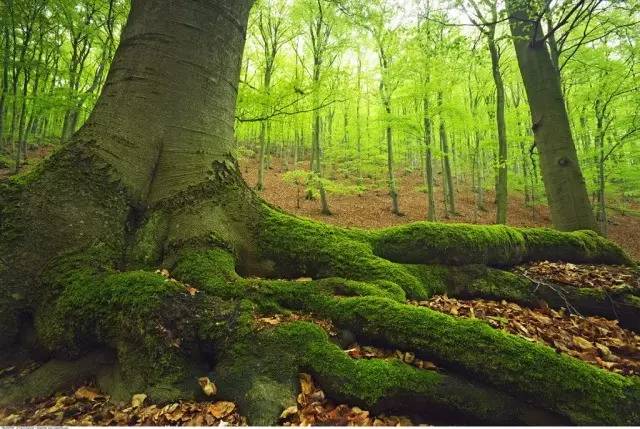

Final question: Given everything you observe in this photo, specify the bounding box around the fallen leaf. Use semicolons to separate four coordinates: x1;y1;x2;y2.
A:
74;386;102;402
198;377;217;397
573;336;594;351
208;401;235;419
280;405;298;419
299;373;314;395
131;393;147;408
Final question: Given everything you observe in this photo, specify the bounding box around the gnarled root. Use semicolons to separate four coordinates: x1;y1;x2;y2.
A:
2;203;639;425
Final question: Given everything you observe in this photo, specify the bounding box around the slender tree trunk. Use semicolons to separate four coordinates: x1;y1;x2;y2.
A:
438;92;455;215
520;138;531;206
13;69;30;172
506;0;597;232
594;107;608;235
487;34;508;224
423;96;436;221
313;108;331;214
356;54;362;177
0;27;9;148
385;104;400;215
257;120;267;190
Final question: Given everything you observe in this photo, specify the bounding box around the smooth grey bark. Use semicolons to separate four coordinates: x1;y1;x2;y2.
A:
438;92;455;216
506;0;597;232
376;43;400;215
0;0;257;322
0;27;8;147
255;5;287;191
80;0;254;204
487;29;508;225
308;0;331;215
423;96;436;221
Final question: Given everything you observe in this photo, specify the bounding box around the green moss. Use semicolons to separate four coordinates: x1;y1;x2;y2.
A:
405;264;450;295
323;296;640;425
521;228;631;265
624;294;640;306
256;208;427;299
32;253;208;401
373;222;527;266
216;321;563;425
128;211;170;268
0;141;130;322
173;249;240;296
36;267;182;351
443;265;538;304
169;253;639;424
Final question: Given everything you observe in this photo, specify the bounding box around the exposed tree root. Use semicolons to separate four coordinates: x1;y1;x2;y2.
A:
2;167;640;425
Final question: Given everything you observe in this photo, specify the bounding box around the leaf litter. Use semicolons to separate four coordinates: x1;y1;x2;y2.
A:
344;345;439;371
411;295;640;375
0;378;419;427
514;261;639;291
279;373;414;426
0;386;246;426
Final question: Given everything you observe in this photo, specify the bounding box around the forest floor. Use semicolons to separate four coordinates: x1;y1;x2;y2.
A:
1;260;639;426
2;150;640;426
240;157;640;261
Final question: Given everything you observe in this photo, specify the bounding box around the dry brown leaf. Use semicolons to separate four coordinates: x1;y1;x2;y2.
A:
198;377;217;397
208;401;236;418
131;393;147;408
299;373;314;395
573;336;594;351
74;386;103;402
280;405;299;419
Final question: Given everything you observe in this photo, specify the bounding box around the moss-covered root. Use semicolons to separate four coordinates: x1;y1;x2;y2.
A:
328;296;640;425
22;255;248;405
373;223;631;266
255;209;428;299
411;264;640;332
169;250;640;424
214;322;565;426
0;350;113;407
257;208;631;276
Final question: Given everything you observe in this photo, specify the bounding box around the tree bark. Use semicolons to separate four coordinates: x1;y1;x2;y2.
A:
487;32;508;225
0;27;9;148
423;96;436;221
506;0;597;232
438;92;455;216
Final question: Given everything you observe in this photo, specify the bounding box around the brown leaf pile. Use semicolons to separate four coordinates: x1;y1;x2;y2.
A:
0;386;246;426
515;261;639;291
279;373;413;426
255;313;336;335
412;295;640;375
345;345;439;371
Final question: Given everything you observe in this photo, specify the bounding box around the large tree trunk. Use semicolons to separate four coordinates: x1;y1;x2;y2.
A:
1;1;639;426
506;0;597;232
